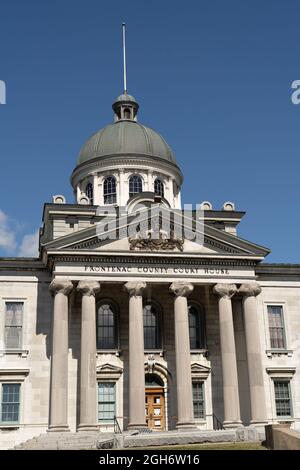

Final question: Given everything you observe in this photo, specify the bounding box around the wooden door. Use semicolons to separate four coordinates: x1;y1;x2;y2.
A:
145;388;165;431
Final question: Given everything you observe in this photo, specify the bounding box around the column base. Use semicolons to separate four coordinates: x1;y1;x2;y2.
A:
127;423;148;431
223;420;243;429
250;420;268;426
77;424;99;432
176;421;197;430
47;425;70;433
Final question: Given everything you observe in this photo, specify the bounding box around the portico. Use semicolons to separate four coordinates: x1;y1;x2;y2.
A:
47;263;268;432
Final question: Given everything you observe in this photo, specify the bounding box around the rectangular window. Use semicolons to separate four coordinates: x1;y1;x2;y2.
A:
267;305;286;349
0;383;21;424
98;382;116;423
274;381;292;417
4;302;24;349
192;382;205;419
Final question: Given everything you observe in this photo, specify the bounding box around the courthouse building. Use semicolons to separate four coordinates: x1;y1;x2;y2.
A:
0;90;300;449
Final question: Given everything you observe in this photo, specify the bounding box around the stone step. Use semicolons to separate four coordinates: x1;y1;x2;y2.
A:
14;431;115;450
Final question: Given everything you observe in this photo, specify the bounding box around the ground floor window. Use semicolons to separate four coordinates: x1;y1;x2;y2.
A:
98;382;116;423
192;381;205;419
0;383;21;424
274;381;292;417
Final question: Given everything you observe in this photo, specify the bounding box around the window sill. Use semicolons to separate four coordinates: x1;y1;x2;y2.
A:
0;350;29;358
0;424;20;430
144;350;164;357
266;349;293;358
97;350;121;357
274;417;294;423
191;349;209;357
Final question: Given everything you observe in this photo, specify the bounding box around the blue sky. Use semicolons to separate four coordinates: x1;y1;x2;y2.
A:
0;0;299;261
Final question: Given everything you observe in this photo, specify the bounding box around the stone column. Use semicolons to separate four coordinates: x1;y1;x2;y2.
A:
48;278;73;432
77;281;100;431
239;282;267;425
213;283;242;428
169;281;195;429
124;281;147;429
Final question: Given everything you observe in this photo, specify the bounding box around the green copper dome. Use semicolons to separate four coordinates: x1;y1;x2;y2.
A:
77;120;177;165
77;94;177;166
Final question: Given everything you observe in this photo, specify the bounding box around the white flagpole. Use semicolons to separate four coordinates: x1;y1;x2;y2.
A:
122;22;127;94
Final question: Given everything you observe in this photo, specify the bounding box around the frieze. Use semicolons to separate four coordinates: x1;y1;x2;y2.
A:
51;255;257;267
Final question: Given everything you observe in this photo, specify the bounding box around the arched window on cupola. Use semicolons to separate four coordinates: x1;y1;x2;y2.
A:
85;182;94;205
154;178;164;198
129;175;143;198
124;107;131;119
103;176;117;204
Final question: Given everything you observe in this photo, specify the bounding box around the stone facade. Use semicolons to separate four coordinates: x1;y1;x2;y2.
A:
1;93;300;449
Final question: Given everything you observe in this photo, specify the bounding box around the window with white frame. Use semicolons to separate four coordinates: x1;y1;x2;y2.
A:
192;381;205;419
98;382;116;423
0;383;21;424
129;175;143;197
103;176;117;204
267;305;286;349
274;381;292;417
4;302;24;349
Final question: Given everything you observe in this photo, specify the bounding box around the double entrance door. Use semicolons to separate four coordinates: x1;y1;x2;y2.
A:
145;387;165;431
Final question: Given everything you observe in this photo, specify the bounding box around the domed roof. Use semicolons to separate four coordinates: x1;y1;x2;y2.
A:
77;120;177;165
113;93;137;104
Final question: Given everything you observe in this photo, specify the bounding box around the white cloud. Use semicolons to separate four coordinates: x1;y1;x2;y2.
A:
0;209;39;258
18;230;39;257
0;209;17;253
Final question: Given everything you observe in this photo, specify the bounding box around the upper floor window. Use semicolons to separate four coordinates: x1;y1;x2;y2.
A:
268;305;286;349
154;178;164;198
86;182;93;205
274;381;292;417
192;382;205;419
143;303;161;350
129;175;143;197
5;302;23;350
188;303;206;350
96;302;117;350
103;176;117;204
0;383;21;424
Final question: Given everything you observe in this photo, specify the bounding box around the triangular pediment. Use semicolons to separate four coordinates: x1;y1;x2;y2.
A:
42;206;270;259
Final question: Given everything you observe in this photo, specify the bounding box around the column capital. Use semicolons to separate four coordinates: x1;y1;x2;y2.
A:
77;280;100;297
124;281;146;297
238;282;261;297
49;278;73;296
169;281;193;298
213;283;237;299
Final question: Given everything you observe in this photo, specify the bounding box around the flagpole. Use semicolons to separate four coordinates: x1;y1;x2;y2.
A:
122;22;127;94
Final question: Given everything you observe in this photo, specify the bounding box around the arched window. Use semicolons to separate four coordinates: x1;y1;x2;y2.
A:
129;175;143;197
124;107;131;119
154;178;164;198
86;182;93;205
188;303;206;350
103;176;117;204
143;303;161;350
96;302;117;349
